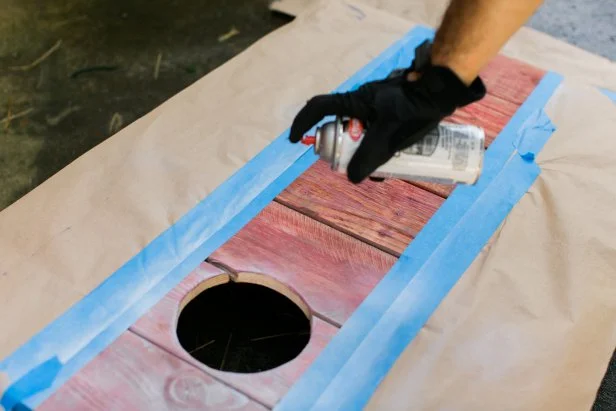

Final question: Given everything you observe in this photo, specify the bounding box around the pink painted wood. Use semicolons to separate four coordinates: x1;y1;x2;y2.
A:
410;180;454;199
479;54;546;106
40;331;267;411
275;55;547;254
129;261;339;408
276;160;444;256
210;201;397;325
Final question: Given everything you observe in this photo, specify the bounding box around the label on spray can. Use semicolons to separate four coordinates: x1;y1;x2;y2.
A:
302;117;485;185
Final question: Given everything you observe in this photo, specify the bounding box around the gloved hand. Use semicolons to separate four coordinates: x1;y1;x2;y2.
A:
288;41;487;184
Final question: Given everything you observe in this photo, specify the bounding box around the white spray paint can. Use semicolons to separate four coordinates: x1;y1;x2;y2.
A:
301;117;485;185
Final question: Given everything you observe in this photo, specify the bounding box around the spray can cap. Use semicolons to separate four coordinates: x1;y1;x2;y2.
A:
301;135;316;145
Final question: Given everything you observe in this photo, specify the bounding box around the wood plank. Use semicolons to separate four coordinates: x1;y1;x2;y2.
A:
209;201;397;325
479;54;546;106
42;49;550;411
40;331;267;411
276;160;444;255
410;180;455;198
445;54;546;146
447;93;520;145
130;261;339;408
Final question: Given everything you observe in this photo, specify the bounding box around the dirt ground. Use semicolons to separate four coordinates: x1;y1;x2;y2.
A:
0;0;290;210
0;0;614;408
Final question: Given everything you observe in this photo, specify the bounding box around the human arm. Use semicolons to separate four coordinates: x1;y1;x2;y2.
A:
289;0;544;183
430;0;544;84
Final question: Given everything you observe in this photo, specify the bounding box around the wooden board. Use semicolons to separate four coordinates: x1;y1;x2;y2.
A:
479;55;546;106
410;180;455;198
447;54;547;147
210;201;397;325
448;93;519;145
40;331;267;411
276;160;444;255
129;261;340;408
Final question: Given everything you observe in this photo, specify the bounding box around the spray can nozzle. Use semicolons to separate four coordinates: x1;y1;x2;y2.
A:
301;135;316;145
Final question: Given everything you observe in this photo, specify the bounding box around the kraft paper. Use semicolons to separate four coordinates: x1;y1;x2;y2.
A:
0;1;615;409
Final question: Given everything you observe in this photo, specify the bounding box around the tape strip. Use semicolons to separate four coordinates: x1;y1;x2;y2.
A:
274;72;563;411
514;108;556;161
602;88;616;104
0;358;60;411
0;26;435;410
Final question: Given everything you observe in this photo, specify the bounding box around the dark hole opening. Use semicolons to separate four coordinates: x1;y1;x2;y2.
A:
176;280;311;373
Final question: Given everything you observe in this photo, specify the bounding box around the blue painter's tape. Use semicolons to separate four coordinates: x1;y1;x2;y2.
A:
290;147;543;411
514;108;556;160
0;358;60;411
0;26;435;410
602;88;616;104
274;71;563;411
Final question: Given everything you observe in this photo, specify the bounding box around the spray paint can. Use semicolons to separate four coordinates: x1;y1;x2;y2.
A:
300;117;485;185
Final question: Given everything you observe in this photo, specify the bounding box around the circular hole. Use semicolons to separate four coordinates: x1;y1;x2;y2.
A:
176;273;311;373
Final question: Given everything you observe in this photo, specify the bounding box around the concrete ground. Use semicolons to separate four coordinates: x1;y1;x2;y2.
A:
0;0;614;408
528;0;615;61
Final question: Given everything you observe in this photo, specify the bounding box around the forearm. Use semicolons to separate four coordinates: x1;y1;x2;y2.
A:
430;0;544;85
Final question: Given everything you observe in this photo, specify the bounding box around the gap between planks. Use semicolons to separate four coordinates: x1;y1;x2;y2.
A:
273;197;405;258
405;181;451;199
208;255;344;329
208;256;344;329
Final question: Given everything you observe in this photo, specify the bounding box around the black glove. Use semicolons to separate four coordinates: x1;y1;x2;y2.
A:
288;43;486;184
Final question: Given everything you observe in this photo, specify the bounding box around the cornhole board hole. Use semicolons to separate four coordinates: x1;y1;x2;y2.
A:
1;1;616;410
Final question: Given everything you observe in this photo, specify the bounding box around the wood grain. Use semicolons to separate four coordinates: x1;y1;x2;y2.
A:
479;54;546;106
410;181;455;198
276;160;444;255
453;54;547;146
210;201;397;325
40;331;267;411
447;93;520;146
130;261;340;408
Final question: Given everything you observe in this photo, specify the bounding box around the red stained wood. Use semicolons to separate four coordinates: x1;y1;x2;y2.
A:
130;261;339;408
447;93;520;146
40;331;266;411
479;54;546;106
276;160;444;255
210;202;397;325
447;55;547;147
411;181;455;198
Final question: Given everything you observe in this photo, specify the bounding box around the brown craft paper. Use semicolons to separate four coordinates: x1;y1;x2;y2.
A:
366;82;616;411
1;0;615;408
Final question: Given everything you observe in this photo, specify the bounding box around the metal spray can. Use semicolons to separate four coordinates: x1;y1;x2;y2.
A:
301;117;485;185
